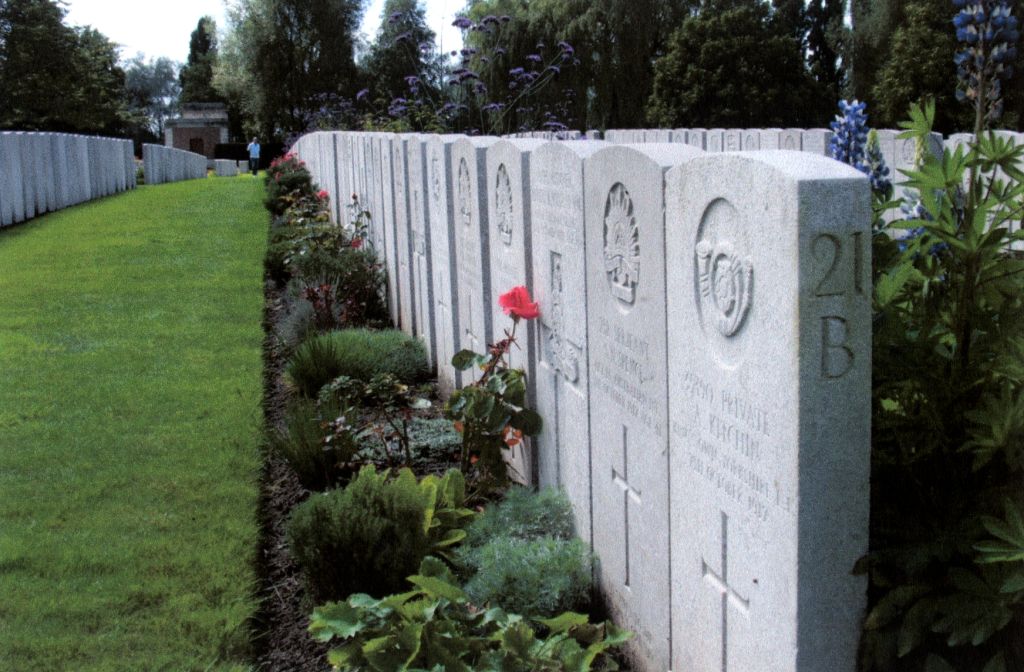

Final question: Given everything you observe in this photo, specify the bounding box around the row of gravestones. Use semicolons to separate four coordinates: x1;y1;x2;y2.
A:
141;144;207;186
599;127;1024;248
0;131;135;228
291;131;871;672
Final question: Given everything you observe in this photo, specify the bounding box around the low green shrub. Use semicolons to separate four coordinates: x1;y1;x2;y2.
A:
269;397;356;491
287;466;473;602
286;329;429;397
463;486;576;548
462;535;592;617
264;153;315;215
309;557;628;671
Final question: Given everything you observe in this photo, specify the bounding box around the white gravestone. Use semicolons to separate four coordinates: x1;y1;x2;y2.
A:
392;135;417;336
665;151;871;672
406;135;436;367
585;142;704;672
687;129;708;150
780;129;803;151
377;135;400;328
1;133;25;226
724;130;742;152
486;138;545;484
529;139;607;543
707;129;726;152
801;129;832;155
425;135;464;394
741;130;760;151
451;137;499;372
759;128;782;150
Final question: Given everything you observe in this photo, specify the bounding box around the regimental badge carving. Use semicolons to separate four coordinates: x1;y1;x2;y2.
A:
783;135;798;150
495;164;513;245
603;183;640;306
696;240;753;337
431;154;442;203
545;253;580;383
457;158;471;228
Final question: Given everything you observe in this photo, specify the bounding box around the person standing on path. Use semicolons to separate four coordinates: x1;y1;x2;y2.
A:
246;137;260;176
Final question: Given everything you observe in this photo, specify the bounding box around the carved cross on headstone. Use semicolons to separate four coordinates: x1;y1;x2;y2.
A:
612;425;642;587
701;511;750;672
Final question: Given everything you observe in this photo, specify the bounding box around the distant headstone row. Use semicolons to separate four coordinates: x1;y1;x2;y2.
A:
141;144;207;185
214;159;239;177
0;131;135;228
293;130;872;672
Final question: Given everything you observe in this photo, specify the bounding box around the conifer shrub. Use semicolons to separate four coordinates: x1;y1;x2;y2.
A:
287;466;473;602
286;329;429;398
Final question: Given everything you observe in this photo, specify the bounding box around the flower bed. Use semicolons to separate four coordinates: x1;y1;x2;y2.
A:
256;154;630;670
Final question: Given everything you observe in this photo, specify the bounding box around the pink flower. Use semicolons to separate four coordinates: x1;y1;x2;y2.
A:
498;286;539;320
317;189;329;200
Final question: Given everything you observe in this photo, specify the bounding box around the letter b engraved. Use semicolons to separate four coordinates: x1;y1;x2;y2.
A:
821;316;854;379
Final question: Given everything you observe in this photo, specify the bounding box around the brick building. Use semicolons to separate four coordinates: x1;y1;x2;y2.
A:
164;103;229;159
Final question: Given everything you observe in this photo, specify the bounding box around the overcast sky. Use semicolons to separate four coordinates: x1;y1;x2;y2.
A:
62;0;464;64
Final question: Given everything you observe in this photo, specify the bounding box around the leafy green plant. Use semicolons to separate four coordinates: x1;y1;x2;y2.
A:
287;466;474;602
462;536;592;618
292;247;387;327
861;101;1024;672
269;397;357;491
309;556;629;672
446;287;543;489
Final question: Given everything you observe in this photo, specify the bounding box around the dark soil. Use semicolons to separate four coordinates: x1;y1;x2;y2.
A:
253;282;329;672
251;280;461;671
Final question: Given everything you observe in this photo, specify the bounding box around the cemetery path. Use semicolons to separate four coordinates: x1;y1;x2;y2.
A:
0;176;266;671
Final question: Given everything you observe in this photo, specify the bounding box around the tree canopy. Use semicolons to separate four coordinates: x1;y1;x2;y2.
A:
0;0;129;133
645;0;821;128
179;16;222;103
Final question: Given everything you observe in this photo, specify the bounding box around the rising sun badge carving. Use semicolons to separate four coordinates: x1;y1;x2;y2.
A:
603;183;640;306
696;240;753;337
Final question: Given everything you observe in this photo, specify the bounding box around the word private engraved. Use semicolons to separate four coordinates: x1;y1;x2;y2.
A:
696;240;753;337
603;183;640;307
495;163;513;245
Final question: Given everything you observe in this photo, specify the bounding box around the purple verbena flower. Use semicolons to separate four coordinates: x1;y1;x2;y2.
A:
452;16;473;29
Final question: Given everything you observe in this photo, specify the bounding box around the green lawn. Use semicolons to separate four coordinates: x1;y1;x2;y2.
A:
0;176;267;671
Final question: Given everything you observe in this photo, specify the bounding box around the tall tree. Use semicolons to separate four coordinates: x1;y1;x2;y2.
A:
179;16;222;103
805;0;847;111
362;0;443;106
870;0;968;132
646;0;820;128
463;0;696;130
849;0;909;103
217;0;366;138
124;54;180;137
0;0;128;133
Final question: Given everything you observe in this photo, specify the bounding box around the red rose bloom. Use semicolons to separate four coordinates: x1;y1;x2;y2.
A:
498;286;539;320
317;189;329;200
350;237;364;249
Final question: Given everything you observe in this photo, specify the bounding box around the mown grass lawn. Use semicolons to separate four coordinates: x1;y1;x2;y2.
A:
0;175;267;671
